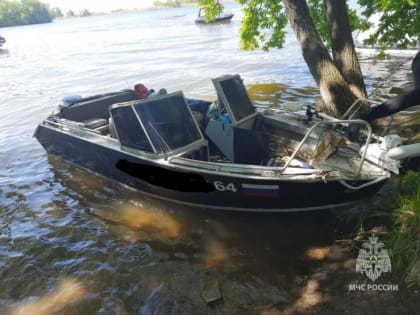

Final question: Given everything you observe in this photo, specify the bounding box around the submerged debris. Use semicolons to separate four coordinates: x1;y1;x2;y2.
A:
201;279;222;303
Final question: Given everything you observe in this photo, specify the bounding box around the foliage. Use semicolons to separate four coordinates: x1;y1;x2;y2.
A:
198;0;288;50
198;0;419;53
307;0;370;49
357;0;420;49
79;9;91;17
0;0;52;27
239;0;288;51
198;0;418;115
198;0;369;51
49;7;62;19
197;0;223;23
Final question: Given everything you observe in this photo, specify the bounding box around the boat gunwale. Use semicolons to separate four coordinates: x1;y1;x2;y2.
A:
37;120;390;183
38;149;371;212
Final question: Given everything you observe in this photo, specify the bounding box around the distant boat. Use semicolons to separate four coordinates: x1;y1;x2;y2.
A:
0;35;5;48
195;7;234;24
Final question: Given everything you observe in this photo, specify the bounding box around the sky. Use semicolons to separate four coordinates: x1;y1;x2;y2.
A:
43;0;155;13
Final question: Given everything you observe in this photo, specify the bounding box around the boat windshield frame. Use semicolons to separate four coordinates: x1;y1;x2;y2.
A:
212;74;258;126
110;91;206;154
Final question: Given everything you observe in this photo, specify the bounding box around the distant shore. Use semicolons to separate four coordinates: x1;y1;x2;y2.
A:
54;1;238;19
53;3;193;20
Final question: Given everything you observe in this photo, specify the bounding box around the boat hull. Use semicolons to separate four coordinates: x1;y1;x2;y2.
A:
195;14;234;24
34;125;388;212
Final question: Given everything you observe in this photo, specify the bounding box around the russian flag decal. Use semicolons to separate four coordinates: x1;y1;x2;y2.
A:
242;184;279;198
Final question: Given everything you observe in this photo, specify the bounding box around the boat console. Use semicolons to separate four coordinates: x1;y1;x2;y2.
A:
205;75;269;165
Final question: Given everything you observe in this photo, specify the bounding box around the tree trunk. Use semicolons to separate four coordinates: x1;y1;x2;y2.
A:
325;0;367;98
282;0;360;117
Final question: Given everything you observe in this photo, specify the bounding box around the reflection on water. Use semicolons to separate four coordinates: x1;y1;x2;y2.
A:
203;239;234;270
248;83;321;108
94;204;181;240
7;278;86;315
303;246;330;261
0;3;416;313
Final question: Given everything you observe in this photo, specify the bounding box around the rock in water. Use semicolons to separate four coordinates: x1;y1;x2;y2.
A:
201;279;222;303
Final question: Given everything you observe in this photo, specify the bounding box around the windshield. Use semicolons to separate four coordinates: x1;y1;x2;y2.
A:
135;93;202;152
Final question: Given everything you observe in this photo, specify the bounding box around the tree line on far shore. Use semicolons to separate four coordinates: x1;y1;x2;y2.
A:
0;0;92;27
0;0;201;27
153;0;198;8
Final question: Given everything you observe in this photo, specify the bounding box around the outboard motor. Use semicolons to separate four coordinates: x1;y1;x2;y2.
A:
53;95;82;115
362;134;420;174
62;95;82;106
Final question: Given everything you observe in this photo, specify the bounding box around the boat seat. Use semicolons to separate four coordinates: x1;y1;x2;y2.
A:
60;90;136;122
83;118;109;134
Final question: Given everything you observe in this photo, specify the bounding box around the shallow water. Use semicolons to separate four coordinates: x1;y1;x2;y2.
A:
0;3;416;313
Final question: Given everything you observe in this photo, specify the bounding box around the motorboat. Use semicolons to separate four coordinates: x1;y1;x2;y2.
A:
195;7;233;24
34;74;396;212
0;35;5;48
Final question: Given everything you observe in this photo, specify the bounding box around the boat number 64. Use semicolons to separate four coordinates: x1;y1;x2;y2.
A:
214;181;237;192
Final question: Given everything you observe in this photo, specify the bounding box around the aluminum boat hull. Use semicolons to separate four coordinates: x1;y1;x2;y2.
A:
34;124;387;212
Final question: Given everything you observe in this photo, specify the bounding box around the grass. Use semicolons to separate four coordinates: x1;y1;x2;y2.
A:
354;171;420;287
385;171;420;286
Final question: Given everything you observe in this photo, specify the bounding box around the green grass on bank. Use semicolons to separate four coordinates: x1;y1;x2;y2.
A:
355;171;420;287
386;171;420;286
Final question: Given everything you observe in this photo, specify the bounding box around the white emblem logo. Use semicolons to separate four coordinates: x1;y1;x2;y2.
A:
356;235;391;281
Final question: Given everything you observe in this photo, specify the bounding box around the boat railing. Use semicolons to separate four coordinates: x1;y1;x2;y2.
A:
170;117;376;178
342;97;400;137
46;117;84;129
337;176;387;190
45;117;103;135
262;109;386;183
340;98;382;120
281;116;390;189
169;156;288;176
170;119;374;177
169;153;320;178
281;118;373;177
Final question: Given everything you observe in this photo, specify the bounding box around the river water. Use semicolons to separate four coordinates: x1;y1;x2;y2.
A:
0;4;416;314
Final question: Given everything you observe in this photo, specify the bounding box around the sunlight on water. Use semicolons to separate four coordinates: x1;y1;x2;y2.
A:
202;239;234;270
248;83;287;107
7;278;86;315
304;247;330;261
292;278;324;310
94;204;181;240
